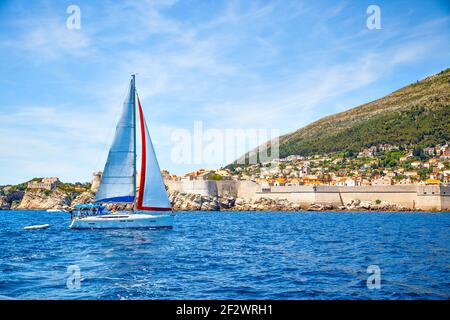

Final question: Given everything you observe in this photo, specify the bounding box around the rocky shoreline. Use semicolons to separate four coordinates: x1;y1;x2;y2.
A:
0;187;94;211
169;191;417;212
0;187;433;212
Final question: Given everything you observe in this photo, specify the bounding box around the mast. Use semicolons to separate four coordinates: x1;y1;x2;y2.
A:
131;74;137;212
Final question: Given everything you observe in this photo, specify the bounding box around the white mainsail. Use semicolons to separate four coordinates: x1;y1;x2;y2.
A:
95;77;136;203
136;96;172;211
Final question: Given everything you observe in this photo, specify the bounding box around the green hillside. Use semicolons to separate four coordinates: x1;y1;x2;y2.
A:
232;68;450;165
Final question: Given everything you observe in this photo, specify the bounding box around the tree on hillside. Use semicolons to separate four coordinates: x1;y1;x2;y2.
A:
413;147;427;161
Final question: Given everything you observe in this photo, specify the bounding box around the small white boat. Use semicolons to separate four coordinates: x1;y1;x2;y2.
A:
70;75;174;229
24;224;50;230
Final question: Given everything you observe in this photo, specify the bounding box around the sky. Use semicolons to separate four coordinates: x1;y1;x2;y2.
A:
0;0;449;184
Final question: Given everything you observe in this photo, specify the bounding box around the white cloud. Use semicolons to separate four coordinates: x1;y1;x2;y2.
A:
201;39;439;132
0;104;121;183
2;17;92;61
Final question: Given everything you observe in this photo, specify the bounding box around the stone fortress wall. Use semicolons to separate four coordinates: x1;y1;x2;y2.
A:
166;180;450;211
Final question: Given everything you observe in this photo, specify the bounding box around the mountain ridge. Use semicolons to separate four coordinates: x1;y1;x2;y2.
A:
231;68;450;166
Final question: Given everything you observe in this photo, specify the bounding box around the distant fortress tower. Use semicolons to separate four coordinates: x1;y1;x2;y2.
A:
91;172;102;192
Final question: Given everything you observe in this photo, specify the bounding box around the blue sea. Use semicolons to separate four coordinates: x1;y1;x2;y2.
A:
0;210;449;300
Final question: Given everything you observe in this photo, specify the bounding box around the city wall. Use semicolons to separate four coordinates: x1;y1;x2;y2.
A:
165;180;450;211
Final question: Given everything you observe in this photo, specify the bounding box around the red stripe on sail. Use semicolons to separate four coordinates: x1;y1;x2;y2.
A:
139;206;172;211
136;96;171;212
136;96;146;210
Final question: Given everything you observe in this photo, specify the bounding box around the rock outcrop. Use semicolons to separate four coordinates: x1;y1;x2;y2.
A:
342;199;409;211
230;197;302;211
16;189;71;210
306;199;409;211
0;187;25;210
71;191;95;206
169;191;302;211
307;203;334;211
0;196;9;210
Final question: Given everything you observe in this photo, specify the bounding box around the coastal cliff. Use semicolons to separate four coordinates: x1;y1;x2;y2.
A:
15;189;71;210
15;190;95;210
0;186;25;210
0;181;93;210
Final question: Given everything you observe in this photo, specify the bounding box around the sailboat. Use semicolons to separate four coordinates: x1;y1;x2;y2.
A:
70;75;174;229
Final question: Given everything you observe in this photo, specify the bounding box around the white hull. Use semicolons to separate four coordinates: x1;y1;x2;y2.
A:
24;224;50;230
69;212;174;229
47;209;66;212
